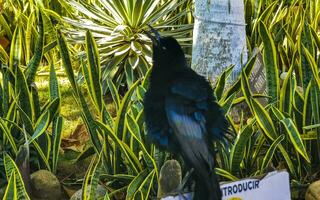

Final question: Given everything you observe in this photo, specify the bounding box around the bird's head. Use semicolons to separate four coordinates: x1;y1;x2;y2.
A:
145;25;186;70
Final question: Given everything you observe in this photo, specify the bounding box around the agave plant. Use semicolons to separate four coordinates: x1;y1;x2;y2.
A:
62;0;193;91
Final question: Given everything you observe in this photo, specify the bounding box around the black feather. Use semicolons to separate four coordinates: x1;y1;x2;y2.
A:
144;30;228;200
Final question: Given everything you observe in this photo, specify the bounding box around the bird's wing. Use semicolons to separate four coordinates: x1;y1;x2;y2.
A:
169;75;228;140
143;90;177;150
165;94;215;172
165;81;224;200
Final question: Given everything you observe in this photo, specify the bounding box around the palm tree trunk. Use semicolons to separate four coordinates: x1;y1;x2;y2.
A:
191;0;247;83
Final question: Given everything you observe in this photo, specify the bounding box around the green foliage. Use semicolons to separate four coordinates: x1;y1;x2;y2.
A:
0;0;61;67
1;1;320;199
3;153;30;200
215;55;318;184
63;0;193;91
0;6;63;195
58;31;161;199
215;2;320;192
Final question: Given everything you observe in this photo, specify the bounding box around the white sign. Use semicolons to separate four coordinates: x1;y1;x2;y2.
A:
221;170;291;200
161;170;291;200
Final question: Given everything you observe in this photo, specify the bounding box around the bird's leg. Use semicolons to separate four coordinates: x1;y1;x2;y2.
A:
179;168;194;192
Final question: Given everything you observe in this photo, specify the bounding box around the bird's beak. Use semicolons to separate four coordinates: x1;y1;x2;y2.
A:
145;25;161;44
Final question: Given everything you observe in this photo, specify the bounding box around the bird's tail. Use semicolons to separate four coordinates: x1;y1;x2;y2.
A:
193;169;221;200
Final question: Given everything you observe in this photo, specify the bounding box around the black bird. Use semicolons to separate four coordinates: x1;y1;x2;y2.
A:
143;27;228;200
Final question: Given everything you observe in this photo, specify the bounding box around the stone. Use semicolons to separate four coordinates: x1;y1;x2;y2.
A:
30;170;61;200
70;185;107;200
305;180;320;200
157;160;182;198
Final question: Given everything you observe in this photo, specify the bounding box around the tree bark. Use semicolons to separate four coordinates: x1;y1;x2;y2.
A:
191;0;247;83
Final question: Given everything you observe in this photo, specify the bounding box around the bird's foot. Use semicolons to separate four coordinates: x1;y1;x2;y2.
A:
178;168;194;192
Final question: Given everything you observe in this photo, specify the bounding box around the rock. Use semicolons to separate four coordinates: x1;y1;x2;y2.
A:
70;185;107;200
158;160;182;198
305;180;320;200
30;170;61;200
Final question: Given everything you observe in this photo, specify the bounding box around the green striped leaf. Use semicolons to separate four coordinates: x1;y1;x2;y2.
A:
49;62;60;101
15;66;33;122
126;113;140;156
279;65;294;114
31;140;51;170
4;153;30;200
220;93;236;115
309;25;320;53
0;119;18;154
102;107;114;128
79;91;102;152
114;80;140;140
126;114;157;171
309;79;320;130
277;144;297;179
28;111;50;144
229;124;254;174
126;113;141;141
3;172;16;200
251;98;277;140
241;70;253;113
30;85;41;120
225;53;257;99
125;60;134;87
52;116;64;174
303;124;320;130
0;45;9;63
126;169;155;200
82;154;102;200
299;20;314;90
26;10;44;85
85;30;103;112
303;47;320;87
214;66;228;101
25;12;35;63
303;81;313;134
107;79;120;110
103;192;111;200
261;134;285;172
89;157;103;200
0;14;12;39
57;30;78;94
215;168;239;181
281;118;310;162
45;97;60;121
2;69;12;115
258;21;279;103
9;25;22;71
96;121;142;174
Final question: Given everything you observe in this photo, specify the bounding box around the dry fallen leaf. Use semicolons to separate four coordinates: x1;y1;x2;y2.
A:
61;124;89;152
